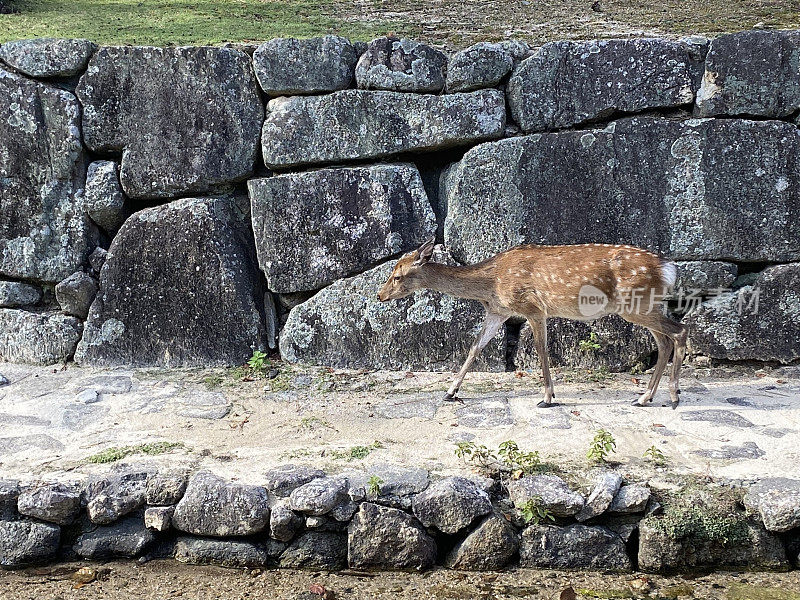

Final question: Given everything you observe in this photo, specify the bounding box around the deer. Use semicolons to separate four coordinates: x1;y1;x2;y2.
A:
377;239;688;409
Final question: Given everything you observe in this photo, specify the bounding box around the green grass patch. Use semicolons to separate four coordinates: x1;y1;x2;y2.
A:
0;0;405;45
330;440;384;461
85;441;185;464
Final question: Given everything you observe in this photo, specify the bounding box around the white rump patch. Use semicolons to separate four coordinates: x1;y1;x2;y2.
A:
660;260;678;289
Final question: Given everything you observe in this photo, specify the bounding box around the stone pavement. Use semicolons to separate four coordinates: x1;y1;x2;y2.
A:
0;361;798;484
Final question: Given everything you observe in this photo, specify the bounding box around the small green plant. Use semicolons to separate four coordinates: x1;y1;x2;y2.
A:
332;441;384;461
367;475;384;496
649;505;749;545
85;441;185;464
498;440;542;476
247;350;269;372
644;444;668;466
202;374;224;388
587;429;617;463
519;497;556;525
299;416;333;430
454;441;497;467
578;331;602;353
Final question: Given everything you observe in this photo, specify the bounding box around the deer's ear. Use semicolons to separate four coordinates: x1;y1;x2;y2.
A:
413;237;436;266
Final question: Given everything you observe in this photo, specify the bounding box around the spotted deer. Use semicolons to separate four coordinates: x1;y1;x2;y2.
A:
377;239;687;409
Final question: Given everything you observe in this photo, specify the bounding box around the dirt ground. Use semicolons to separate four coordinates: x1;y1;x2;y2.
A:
1;560;800;600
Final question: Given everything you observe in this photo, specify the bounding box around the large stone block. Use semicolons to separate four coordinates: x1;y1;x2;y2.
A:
696;30;800;118
0;68;96;283
253;36;358;95
508;38;703;132
446;42;514;93
0;520;60;567
515;314;656;372
76;46;263;200
261;89;505;169
355;37;447;92
75;197;270;367
0;309;82;365
0;38;97;78
0;281;41;308
249;163;436;293
443;118;800;264
520;524;632;571
279;251;506;372
685;264;800;364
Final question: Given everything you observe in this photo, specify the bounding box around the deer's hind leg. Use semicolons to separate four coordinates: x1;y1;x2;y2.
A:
623;312;687;409
444;311;507;401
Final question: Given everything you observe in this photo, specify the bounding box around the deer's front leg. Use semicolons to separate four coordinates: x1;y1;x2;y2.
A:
527;315;555;408
444;313;507;401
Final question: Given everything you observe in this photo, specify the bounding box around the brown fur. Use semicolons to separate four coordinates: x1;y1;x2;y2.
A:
378;240;687;409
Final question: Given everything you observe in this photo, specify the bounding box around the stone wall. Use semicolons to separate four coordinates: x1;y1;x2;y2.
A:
1;465;798;573
1;32;800;369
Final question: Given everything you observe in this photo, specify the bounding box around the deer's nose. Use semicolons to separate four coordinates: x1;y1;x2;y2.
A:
376;293;382;302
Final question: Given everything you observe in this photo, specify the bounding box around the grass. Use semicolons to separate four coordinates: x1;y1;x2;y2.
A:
2;0;799;48
85;441;185;464
0;0;405;45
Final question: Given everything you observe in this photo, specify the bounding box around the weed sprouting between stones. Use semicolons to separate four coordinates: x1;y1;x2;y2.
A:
454;440;558;479
587;429;617;463
578;331;602;353
643;444;668;466
367;475;384;496
519;496;556;525
85;441;186;464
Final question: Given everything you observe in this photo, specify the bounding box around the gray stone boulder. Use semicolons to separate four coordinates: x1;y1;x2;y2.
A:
609;484;651;514
638;518;788;572
348;502;436;571
520;524;632;571
75;197;270;367
412;476;492;534
264;464;325;498
253;35;358;95
261;89;505;169
172;472;269;537
0;480;19;519
507;475;585;517
339;464;430;510
0;67;97;283
55;271;98;319
696;30;800;118
446;42;513;93
270;501;303;542
744;478;800;533
0;281;41;307
289;477;348;516
88;247;107;278
355;37;446;92
77;46;263;200
145;472;188;506
674;261;738;295
249;163;436;293
443;118;800;264
84;161;127;234
0;38;96;78
0;520;60;567
279;252;506;371
686;265;800;363
73;516;155;559
280;531;347;570
17;483;80;525
508;39;702;132
175;537;275;568
84;470;150;525
576;471;623;522
445;514;519;570
515;315;656;372
144;506;174;532
0;309;82;364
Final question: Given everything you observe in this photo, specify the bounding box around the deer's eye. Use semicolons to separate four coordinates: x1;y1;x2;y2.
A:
393;276;401;282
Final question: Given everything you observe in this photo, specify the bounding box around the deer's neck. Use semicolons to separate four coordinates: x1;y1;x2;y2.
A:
417;263;495;302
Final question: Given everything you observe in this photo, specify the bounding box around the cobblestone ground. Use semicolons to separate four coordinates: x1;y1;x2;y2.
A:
0;360;798;484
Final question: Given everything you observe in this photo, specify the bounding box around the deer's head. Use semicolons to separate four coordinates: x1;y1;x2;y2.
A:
377;238;435;302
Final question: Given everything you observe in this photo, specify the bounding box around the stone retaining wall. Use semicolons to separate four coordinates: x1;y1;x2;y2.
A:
1;32;800;369
1;466;799;573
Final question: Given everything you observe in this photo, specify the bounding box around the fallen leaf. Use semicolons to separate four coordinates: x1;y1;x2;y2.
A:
631;377;642;384
652;423;665;428
309;583;335;599
777;379;786;384
571;410;581;416
515;371;525;378
560;586;577;600
756;372;766;377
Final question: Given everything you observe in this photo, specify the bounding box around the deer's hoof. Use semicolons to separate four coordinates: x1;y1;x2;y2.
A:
442;392;461;402
671;400;680;410
631;399;647;407
536;400;554;409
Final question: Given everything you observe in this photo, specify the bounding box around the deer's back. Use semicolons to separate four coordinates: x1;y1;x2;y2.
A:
490;243;669;319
